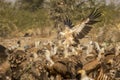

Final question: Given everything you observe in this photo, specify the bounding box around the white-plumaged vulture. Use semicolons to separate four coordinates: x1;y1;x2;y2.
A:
60;9;101;46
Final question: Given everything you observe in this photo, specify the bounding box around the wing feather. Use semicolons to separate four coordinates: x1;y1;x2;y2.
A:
72;9;101;39
64;16;74;28
76;26;92;39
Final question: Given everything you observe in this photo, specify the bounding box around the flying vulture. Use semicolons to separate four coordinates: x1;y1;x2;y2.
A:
60;9;101;46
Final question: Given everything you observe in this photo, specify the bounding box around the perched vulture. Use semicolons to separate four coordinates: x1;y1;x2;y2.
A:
60;9;101;46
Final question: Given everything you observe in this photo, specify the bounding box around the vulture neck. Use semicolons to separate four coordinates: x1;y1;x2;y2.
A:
45;50;54;66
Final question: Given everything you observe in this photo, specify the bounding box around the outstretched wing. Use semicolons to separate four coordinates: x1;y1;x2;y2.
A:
72;9;101;39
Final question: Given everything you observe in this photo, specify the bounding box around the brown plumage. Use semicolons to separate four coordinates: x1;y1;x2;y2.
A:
83;59;100;73
45;55;83;79
95;53;120;80
45;60;68;79
96;68;113;80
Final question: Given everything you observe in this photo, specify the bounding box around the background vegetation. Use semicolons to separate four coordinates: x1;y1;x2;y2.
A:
0;0;120;38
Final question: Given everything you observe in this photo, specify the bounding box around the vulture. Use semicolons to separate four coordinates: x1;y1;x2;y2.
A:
60;9;101;47
45;55;83;79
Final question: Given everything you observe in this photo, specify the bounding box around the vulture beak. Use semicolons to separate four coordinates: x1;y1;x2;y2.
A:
77;70;84;74
107;59;113;64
